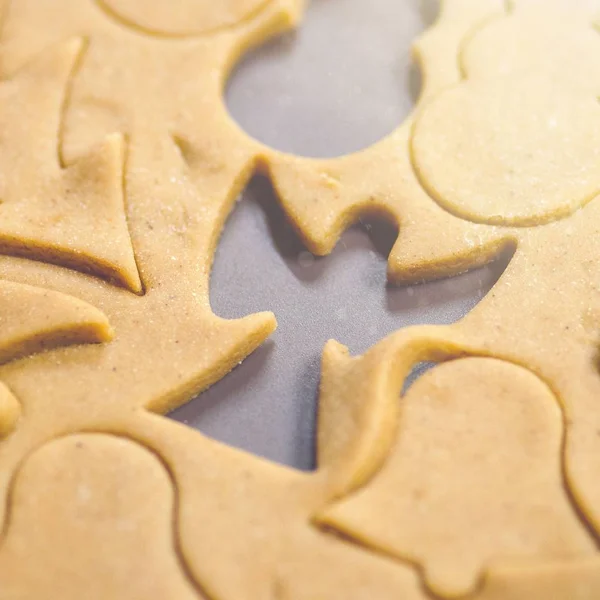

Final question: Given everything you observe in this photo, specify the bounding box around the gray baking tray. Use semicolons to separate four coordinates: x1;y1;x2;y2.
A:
170;0;508;470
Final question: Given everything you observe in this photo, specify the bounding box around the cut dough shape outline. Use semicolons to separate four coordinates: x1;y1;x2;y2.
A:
94;0;275;38
0;38;142;292
0;279;113;439
0;433;202;599
410;0;600;228
319;355;598;598
1;0;600;598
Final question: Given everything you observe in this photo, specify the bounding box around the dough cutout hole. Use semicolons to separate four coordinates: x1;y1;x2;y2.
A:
401;361;436;396
169;175;508;470
226;0;434;157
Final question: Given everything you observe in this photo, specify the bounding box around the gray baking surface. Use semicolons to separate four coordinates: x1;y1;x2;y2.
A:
170;0;507;470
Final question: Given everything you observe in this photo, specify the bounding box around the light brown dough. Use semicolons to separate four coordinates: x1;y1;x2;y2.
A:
0;0;302;170
320;358;596;598
0;0;512;289
0;434;201;600
0;279;111;438
99;405;425;600
479;559;600;600
0;280;112;365
267;0;513;284
0;128;277;516
0;114;277;600
0;39;140;291
97;0;273;36
0;1;521;599
461;2;600;88
0;383;19;439
1;0;600;599
411;74;600;226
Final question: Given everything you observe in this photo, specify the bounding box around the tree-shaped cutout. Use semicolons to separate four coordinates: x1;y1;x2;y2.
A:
0;39;141;291
2;1;600;598
0;41;277;543
171;176;510;468
0;40;136;439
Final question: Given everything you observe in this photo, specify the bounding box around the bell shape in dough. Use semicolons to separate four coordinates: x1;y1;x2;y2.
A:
319;358;596;598
0;434;199;600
